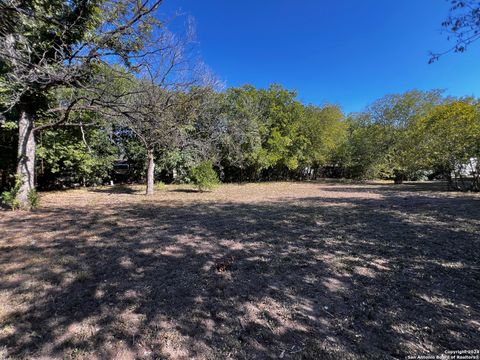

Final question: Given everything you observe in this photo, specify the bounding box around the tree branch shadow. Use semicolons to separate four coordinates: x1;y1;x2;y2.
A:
0;189;479;359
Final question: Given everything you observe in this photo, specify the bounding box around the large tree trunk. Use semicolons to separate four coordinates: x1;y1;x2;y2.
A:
16;108;36;208
146;149;155;195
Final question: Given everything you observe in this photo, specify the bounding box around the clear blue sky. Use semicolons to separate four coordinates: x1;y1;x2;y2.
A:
161;0;480;114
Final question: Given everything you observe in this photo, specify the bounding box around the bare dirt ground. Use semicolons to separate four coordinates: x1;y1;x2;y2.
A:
0;182;479;359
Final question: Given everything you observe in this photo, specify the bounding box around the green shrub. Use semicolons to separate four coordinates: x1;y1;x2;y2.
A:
27;189;40;209
190;161;220;191
0;176;40;210
0;176;22;210
154;181;166;190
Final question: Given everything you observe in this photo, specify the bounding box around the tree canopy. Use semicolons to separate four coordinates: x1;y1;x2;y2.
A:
1;0;480;209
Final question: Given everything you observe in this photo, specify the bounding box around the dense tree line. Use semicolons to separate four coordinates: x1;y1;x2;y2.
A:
1;0;480;209
2;85;479;195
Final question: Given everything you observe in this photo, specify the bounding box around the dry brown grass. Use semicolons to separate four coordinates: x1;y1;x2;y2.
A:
0;181;479;359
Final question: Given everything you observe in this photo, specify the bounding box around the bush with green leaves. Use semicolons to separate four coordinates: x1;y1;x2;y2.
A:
0;176;40;210
27;189;40;209
0;175;22;210
154;181;166;190
189;161;220;191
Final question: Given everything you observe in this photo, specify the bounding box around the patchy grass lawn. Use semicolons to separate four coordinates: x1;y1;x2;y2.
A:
0;182;479;359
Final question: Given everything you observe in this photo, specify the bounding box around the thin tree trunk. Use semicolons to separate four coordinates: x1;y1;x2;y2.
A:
146;149;155;195
16;107;36;208
394;171;404;185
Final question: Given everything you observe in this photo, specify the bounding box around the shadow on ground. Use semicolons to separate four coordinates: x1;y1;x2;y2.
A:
0;185;479;359
168;189;201;193
89;184;143;195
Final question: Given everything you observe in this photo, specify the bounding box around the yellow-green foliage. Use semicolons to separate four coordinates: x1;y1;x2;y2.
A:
417;99;480;170
154;181;166;190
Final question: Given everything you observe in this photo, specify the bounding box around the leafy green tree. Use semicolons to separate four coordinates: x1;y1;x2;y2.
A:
345;90;443;181
417;99;480;189
210;86;263;181
252;85;307;179
342;115;388;179
37;126;117;187
0;0;163;208
374;91;443;182
300;104;347;176
153;147;202;183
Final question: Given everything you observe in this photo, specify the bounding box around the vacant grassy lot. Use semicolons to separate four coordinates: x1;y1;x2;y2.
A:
0;182;479;359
